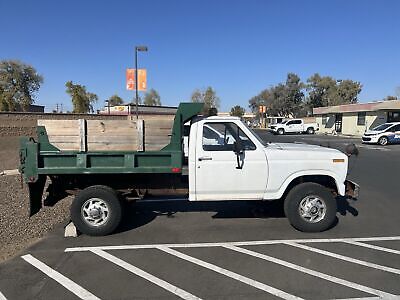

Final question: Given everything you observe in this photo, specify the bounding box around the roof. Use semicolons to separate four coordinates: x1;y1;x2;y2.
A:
206;116;240;120
313;100;400;115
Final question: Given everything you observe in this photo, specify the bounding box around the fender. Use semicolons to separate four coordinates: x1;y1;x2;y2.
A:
263;169;345;200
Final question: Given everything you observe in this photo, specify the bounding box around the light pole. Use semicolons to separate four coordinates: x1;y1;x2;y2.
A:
135;45;148;119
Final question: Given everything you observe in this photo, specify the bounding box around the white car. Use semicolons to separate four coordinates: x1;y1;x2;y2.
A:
362;122;400;146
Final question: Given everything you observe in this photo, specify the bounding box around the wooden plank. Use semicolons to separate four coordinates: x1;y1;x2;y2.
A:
137;119;144;151
86;120;138;134
38;120;80;136
87;136;138;143
47;136;80;143
79;119;86;152
144;136;171;144
49;143;80;151
87;144;139;151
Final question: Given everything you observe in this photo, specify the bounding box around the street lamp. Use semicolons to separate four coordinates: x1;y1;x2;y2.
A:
135;45;148;119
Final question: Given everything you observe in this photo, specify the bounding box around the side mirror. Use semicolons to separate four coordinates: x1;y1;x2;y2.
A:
233;141;244;155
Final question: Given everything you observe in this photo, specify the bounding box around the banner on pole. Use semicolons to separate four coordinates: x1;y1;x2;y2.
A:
126;69;147;91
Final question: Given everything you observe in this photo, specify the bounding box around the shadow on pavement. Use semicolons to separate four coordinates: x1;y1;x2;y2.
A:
116;199;286;234
336;196;359;216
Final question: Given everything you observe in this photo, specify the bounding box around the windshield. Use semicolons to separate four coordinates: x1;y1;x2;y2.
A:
241;121;268;147
372;123;393;131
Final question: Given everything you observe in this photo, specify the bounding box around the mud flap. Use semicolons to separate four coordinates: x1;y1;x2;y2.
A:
345;180;360;199
28;175;46;216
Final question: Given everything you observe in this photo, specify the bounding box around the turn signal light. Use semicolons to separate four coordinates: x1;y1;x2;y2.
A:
171;167;181;173
332;159;345;163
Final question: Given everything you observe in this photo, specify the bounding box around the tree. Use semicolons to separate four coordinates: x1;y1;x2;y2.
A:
108;94;124;106
191;86;220;114
306;73;362;108
230;105;245;117
143;89;161;106
0;60;43;111
248;73;305;118
65;81;98;113
384;95;398;101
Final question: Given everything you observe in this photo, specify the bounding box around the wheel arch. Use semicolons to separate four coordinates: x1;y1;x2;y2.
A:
264;172;344;200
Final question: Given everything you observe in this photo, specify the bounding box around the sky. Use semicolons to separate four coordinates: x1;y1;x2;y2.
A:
1;0;399;112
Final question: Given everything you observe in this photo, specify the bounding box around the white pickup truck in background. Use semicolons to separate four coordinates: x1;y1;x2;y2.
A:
270;119;319;135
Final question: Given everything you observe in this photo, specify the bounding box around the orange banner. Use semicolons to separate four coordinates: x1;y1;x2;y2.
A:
126;69;147;91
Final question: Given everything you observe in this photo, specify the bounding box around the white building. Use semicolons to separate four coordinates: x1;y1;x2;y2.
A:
313;100;400;136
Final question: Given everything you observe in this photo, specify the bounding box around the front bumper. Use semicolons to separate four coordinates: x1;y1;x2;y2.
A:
345;180;360;199
362;135;378;144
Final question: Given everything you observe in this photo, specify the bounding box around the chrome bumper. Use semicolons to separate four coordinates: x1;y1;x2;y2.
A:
345;180;360;199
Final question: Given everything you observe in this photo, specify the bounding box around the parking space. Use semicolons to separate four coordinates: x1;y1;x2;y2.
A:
3;236;397;299
1;131;399;299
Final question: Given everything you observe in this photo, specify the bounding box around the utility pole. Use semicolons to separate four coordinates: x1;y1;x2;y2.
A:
134;46;148;119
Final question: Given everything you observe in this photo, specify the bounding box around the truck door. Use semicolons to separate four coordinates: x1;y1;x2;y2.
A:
285;120;295;132
195;120;268;200
293;120;303;133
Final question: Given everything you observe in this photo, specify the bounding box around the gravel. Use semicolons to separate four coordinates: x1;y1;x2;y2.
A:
0;136;72;263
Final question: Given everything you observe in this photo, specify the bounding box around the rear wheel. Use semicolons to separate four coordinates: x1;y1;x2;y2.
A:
284;183;337;232
277;128;285;135
378;136;388;146
71;185;122;236
306;127;315;134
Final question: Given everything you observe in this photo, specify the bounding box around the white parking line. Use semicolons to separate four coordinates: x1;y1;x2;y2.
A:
65;236;400;252
223;245;396;299
343;241;400;255
90;249;200;300
21;254;100;300
157;246;303;300
0;290;7;300
284;242;400;275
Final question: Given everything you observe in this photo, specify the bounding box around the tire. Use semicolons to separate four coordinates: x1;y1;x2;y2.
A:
71;185;122;236
378;136;388;146
277;128;285;135
306;127;315;134
284;182;337;232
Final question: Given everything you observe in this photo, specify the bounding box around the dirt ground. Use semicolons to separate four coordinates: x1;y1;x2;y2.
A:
0;136;71;262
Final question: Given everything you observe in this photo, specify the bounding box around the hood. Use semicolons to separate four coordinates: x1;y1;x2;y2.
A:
265;142;347;161
364;130;383;136
267;142;339;153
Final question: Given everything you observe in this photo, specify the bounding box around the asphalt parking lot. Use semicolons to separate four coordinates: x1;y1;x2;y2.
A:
0;132;399;300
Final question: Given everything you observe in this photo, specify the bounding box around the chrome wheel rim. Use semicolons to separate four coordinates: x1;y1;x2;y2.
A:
81;198;109;227
380;137;388;145
298;195;326;223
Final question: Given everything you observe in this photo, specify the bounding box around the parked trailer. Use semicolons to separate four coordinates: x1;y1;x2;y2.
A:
19;102;359;236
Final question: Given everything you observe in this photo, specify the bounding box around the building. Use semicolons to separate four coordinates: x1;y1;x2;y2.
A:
313;100;400;136
99;104;177;116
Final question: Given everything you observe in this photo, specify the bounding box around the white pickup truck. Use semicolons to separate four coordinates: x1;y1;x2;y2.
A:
270;119;319;135
20;103;358;235
185;116;357;233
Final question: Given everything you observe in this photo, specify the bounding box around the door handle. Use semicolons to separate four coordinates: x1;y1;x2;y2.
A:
198;156;212;161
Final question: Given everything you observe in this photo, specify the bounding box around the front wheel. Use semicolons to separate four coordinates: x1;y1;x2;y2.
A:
306;127;315;134
277;128;285;135
378;136;388;146
284;183;337;232
71;185;122;236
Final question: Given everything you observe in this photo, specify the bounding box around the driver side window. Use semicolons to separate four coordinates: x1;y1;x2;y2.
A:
202;122;256;151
